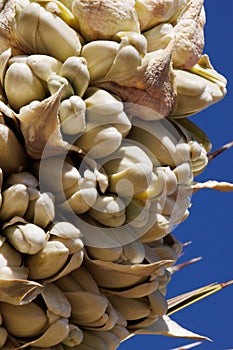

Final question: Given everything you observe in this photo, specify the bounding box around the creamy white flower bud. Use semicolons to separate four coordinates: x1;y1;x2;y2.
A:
72;0;140;41
0;237;22;268
60;56;90;97
89;194;126;227
0;302;48;337
75;124;122;159
27;54;62;81
4;62;46;110
0;125;27;174
85;87;131;137
59;96;86;134
104;143;154;197
47;72;74;100
4;223;47;255
25;240;70;280
25;189;55;228
0;184;29;222
49;221;83;254
15;2;82;62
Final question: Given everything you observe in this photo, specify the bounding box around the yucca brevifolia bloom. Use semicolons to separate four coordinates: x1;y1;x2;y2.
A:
0;0;232;349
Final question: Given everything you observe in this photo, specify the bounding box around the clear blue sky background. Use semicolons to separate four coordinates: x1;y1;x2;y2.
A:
119;1;233;349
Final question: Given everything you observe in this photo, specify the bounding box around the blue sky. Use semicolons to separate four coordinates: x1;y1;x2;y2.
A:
119;1;233;349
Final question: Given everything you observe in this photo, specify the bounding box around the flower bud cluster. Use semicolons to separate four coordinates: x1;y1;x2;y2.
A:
0;0;229;348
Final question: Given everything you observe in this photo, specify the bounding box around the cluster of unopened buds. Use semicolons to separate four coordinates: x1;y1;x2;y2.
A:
0;0;232;349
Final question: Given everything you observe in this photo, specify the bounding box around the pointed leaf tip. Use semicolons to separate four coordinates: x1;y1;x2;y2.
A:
169;257;202;274
192;180;233;192
167;280;233;316
220;280;233;288
170;341;202;349
133;316;211;341
208;140;233;162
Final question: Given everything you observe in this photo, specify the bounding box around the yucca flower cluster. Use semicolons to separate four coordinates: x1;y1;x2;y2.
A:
0;0;232;349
